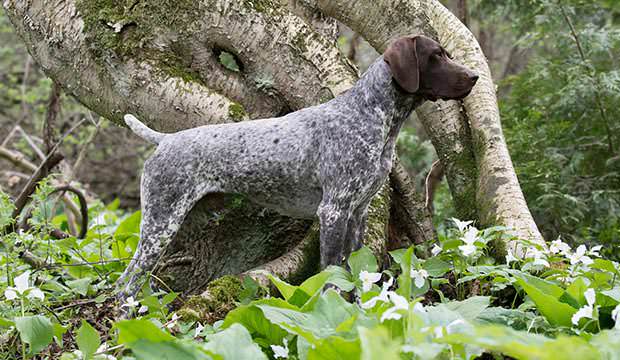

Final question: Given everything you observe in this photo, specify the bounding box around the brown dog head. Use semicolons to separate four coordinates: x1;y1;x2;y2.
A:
384;35;478;101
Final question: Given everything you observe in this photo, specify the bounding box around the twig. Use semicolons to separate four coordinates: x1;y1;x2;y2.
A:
558;2;614;153
0;146;37;172
16;126;45;160
3;118;87;235
44;82;63;155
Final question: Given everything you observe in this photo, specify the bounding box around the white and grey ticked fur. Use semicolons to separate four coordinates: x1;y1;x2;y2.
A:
118;35;478;301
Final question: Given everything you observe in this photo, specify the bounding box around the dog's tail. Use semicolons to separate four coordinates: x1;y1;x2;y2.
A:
124;114;165;144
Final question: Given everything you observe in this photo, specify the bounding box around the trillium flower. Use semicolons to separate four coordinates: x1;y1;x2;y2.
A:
549;239;571;256
525;247;549;268
458;227;478;256
570;245;594;266
410;268;428;288
589;245;602;257
271;338;289;359
359;270;382;292
120;296;140;309
361;277;393;309
194;322;205;338
431;244;442;256
138;305;148;314
505;250;518;264
380;292;409;322
612;305;620;329
4;271;44;301
167;313;179;329
572;288;597;326
451;218;473;232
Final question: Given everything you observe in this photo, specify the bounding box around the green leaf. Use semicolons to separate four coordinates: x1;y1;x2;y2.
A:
15;315;54;354
308;336;360;360
423;258;451;277
441;296;490;321
359;327;400;360
267;274;298;301
223;299;289;344
203;323;267;359
66;277;92;296
129;339;211;360
115;319;175;344
515;277;577;327
348;246;378;278
566;277;589;306
218;52;240;72
76;320;100;359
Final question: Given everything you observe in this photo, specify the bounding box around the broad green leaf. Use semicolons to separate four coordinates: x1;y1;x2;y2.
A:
115;319;175;344
515;273;565;298
129;339;211;360
422;258;451;277
15;315;54;354
76;320;100;359
359;326;400;360
267;274;298;301
203;323;267;359
307;336;360;360
515;277;576;327
441;296;490;321
66;277;92;296
439;324;599;360
348;246;378;278
566;277;589;306
223;300;289;344
53;323;67;347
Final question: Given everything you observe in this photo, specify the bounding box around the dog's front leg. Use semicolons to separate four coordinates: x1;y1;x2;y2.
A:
318;202;352;269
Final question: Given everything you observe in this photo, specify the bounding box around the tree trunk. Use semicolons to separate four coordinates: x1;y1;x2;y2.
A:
3;0;434;295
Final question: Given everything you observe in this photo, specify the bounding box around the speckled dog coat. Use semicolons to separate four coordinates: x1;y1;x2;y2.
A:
118;35;478;300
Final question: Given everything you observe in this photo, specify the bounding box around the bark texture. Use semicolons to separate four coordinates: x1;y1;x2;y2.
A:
3;0;433;294
315;0;545;253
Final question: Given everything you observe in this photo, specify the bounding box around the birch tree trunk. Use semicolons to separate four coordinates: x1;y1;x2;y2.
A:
2;0;434;295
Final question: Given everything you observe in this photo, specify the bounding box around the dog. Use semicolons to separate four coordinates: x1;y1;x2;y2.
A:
118;35;478;300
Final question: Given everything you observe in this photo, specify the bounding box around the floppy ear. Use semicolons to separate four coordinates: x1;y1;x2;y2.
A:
384;36;419;93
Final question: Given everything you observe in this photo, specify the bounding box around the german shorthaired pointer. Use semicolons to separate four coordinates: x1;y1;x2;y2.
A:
118;35;478;300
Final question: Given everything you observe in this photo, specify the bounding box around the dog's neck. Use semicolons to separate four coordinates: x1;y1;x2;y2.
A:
346;57;425;134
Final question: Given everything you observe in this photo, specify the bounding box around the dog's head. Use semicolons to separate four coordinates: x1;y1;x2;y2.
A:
384;35;478;101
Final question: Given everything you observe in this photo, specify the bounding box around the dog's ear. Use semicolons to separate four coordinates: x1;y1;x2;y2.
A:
384;36;419;93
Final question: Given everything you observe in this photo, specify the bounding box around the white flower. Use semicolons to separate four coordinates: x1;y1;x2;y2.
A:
271;338;289;359
138;305;148;314
505;250;518;264
413;302;426;314
446;319;467;334
589;245;602;257
458;226;478;256
361;277;393;309
570;245;594;266
431;244;442;256
571;305;593;326
194;322;205;338
359;271;382;292
571;288;597;326
612;305;620;328
4;271;44;301
166;313;179;329
120;296;139;309
410;268;428;288
451;218;473;232
380;292;409;322
584;288;596;306
528;248;550;268
550;239;571;255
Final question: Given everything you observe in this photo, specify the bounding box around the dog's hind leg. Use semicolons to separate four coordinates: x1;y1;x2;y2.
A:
117;181;200;303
